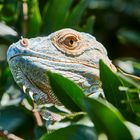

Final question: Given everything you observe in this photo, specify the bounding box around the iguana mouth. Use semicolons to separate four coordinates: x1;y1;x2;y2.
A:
8;53;99;70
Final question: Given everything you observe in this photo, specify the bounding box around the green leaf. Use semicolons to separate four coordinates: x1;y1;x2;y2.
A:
65;0;90;27
100;60;140;110
0;106;33;132
34;125;47;140
0;62;13;100
43;0;73;34
40;125;97;140
88;1;111;9
77;16;95;34
81;16;95;34
60;112;86;123
27;0;42;37
0;0;20;23
47;72;84;112
100;60;129;110
100;60;140;125
117;28;140;47
83;97;133;140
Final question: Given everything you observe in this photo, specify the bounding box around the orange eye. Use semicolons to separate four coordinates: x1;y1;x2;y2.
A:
62;36;78;49
52;29;84;55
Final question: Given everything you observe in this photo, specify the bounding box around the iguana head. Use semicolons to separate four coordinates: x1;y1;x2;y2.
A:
7;28;116;105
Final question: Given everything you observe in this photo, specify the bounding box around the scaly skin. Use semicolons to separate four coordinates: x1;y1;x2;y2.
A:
7;28;116;119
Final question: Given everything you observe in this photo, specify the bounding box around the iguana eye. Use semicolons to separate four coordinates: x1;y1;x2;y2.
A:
52;29;86;56
63;36;78;49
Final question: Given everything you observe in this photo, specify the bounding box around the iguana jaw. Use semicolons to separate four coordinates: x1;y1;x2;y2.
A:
8;52;101;105
8;55;61;105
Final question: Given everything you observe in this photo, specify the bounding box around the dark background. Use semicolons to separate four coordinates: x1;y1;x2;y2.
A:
0;0;140;139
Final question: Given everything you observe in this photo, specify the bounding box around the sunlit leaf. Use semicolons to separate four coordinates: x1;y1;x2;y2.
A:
83;97;133;140
60;112;85;123
126;122;140;140
115;58;140;77
0;22;18;41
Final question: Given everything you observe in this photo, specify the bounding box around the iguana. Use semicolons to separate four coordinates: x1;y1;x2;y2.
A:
7;28;116;121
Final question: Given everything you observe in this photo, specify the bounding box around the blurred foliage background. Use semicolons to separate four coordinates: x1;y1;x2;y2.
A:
0;0;140;139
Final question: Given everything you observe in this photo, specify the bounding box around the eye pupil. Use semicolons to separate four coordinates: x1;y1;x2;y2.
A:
70;40;73;45
62;36;77;48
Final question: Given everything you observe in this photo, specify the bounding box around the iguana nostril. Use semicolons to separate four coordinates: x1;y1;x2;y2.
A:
20;38;29;47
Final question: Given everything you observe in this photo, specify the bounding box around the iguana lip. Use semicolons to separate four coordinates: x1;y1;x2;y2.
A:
8;47;116;72
8;53;23;61
7;43;99;70
9;53;117;73
8;53;99;70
